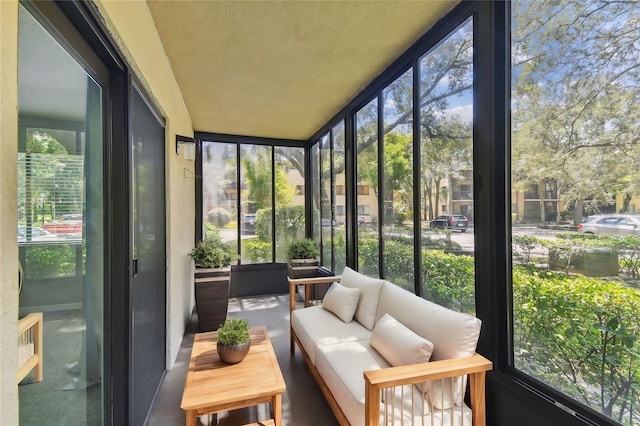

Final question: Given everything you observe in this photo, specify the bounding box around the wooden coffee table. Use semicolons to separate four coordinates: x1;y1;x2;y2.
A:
181;326;286;426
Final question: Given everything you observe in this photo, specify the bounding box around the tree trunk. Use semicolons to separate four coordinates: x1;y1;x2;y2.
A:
538;180;546;223
574;199;584;226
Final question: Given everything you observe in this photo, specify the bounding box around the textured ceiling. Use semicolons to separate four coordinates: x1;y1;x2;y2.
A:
147;0;458;141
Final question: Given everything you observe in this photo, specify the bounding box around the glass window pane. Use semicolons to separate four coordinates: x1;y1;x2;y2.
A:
18;4;104;423
319;134;332;270
311;143;321;242
419;18;474;313
382;69;414;290
275;146;305;262
202;141;238;254
356;99;380;277
511;2;640;422
332;121;346;273
240;145;273;264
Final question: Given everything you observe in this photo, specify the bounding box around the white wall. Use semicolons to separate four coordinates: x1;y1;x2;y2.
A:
0;1;20;422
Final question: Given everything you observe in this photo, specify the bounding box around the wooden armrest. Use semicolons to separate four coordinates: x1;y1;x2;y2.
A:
18;312;43;335
289;275;341;309
287;275;341;288
364;353;492;388
364;354;492;426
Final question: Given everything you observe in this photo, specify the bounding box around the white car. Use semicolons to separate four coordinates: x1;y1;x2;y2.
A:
577;214;640;236
18;226;59;242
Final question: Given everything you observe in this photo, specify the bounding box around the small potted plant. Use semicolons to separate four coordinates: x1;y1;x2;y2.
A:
287;238;320;278
216;318;251;364
189;232;237;332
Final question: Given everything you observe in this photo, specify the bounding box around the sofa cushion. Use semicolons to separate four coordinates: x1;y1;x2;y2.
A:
376;282;482;409
316;340;436;425
322;282;360;323
376;282;481;361
339;266;384;330
370;313;434;369
291;306;371;365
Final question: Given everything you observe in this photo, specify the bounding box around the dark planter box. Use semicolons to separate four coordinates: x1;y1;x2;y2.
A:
229;263;289;297
288;261;334;302
549;247;619;277
287;258;320;279
194;267;230;332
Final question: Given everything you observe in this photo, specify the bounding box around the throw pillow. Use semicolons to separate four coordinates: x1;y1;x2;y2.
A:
370;313;434;367
339;266;384;330
322;282;360;323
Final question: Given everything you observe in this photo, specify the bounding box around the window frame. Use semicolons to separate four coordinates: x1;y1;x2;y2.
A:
195;132;307;265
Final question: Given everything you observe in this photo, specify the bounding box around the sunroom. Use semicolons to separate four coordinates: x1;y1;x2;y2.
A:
2;1;639;425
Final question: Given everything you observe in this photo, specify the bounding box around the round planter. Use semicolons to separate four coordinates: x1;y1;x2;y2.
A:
217;340;251;364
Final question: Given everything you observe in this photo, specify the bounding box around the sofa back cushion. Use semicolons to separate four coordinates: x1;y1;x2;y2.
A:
376;282;481;361
340;266;384;330
376;282;482;410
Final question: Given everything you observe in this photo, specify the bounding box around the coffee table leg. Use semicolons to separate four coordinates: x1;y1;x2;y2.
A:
272;393;282;426
186;410;197;426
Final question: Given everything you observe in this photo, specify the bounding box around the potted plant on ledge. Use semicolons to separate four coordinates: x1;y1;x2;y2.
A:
216;318;251;364
287;238;320;279
189;232;237;332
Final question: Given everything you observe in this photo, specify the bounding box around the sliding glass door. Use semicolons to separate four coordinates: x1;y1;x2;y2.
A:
17;3;106;424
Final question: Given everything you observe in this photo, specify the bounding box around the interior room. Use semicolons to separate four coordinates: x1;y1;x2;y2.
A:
2;1;638;425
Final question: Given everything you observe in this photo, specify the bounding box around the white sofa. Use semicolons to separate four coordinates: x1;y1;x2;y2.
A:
288;267;492;426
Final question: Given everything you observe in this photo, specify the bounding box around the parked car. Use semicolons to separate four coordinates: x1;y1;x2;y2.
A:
429;214;469;232
241;213;256;234
578;214;640;235
18;226;58;242
321;218;337;228
42;213;83;235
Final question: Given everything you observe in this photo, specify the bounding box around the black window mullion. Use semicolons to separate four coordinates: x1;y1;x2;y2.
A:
377;92;385;279
195;139;203;243
236;143;242;261
304;144;312;239
329;129;335;272
412;57;422;296
271;146;276;263
345;113;356;269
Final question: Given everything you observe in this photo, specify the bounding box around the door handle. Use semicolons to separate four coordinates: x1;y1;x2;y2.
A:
133;257;139;276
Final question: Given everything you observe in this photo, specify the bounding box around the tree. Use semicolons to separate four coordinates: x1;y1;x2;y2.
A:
383;132;413;222
241;147;295;211
421;117;472;220
286;20;474;219
512;0;640;224
19;130;84;224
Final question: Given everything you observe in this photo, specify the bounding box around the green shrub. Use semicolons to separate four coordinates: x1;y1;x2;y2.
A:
216;318;250;345
358;237;474;307
242;238;271;263
189;232;235;268
422;250;475;314
254;205;305;242
512;235;541;265
24;245;77;278
513;266;640;422
287;238;319;261
207;207;231;228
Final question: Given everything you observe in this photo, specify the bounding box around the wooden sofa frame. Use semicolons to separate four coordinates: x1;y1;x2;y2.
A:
288;276;492;426
17;312;43;384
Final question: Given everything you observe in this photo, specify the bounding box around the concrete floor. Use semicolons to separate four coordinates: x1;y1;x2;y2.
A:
147;294;338;426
